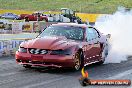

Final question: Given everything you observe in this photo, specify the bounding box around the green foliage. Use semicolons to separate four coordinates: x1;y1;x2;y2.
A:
0;0;132;13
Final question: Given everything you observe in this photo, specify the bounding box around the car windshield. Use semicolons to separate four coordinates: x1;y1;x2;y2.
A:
38;25;84;41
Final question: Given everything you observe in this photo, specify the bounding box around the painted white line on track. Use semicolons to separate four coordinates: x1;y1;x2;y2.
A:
107;69;132;79
0;72;21;77
22;76;67;88
0;59;14;63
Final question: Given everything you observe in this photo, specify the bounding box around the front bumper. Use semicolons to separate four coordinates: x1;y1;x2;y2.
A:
15;51;75;68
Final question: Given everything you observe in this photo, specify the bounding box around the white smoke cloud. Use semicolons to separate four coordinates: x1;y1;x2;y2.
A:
95;7;132;63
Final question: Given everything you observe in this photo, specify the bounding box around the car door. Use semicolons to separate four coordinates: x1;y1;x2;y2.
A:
84;27;102;63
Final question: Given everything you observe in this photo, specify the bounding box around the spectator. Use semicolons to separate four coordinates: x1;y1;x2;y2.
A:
77;18;82;24
37;12;41;21
71;15;76;22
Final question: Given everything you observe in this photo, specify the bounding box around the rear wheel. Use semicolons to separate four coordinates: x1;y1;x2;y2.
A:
98;44;108;64
23;65;31;68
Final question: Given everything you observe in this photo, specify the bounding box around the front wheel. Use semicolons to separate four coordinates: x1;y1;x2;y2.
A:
14;17;17;20
25;17;29;22
73;51;84;71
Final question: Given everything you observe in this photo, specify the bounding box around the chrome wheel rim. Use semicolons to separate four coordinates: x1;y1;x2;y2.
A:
74;52;81;70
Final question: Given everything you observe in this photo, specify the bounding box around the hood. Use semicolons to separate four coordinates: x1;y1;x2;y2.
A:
20;36;79;50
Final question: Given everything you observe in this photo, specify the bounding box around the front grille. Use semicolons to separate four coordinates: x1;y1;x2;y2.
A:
32;62;61;66
29;48;48;54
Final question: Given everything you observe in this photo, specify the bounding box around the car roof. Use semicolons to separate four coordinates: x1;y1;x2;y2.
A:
51;23;89;29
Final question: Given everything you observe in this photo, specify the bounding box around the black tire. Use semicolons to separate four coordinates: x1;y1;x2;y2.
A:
98;59;105;65
98;44;108;65
1;17;5;19
25;17;29;22
73;51;84;71
14;17;17;20
23;65;31;68
80;51;84;68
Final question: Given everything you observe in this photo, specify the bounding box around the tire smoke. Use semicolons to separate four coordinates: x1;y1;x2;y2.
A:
95;7;132;63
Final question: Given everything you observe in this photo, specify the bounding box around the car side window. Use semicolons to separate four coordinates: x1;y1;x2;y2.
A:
92;28;100;38
86;27;99;41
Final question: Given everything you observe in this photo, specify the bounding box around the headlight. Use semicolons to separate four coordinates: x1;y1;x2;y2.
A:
18;47;27;53
50;49;72;55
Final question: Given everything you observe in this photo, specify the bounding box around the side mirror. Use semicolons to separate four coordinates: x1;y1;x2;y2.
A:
86;38;93;45
98;35;101;38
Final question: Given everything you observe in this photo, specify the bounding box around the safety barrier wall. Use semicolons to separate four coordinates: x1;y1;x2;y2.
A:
0;33;38;57
76;13;102;23
0;39;25;56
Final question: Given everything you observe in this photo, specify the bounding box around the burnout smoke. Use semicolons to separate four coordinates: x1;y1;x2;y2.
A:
95;7;132;63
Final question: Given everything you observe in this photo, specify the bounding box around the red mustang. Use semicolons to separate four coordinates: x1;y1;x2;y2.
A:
16;23;109;70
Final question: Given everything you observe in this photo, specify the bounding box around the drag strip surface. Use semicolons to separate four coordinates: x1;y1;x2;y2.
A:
0;56;132;88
